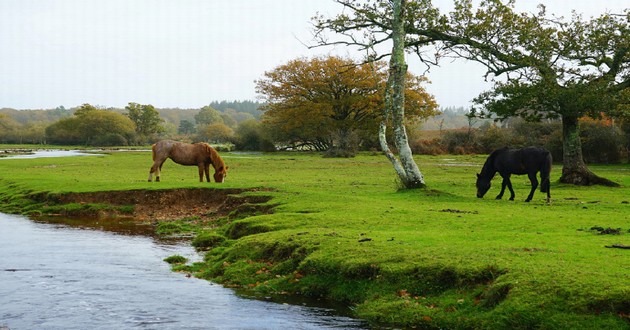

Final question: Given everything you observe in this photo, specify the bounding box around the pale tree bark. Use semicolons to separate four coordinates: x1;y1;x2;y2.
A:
379;0;425;189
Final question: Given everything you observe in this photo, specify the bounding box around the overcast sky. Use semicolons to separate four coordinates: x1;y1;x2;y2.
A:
1;0;627;110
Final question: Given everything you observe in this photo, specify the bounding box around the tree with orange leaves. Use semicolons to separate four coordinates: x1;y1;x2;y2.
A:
255;56;438;153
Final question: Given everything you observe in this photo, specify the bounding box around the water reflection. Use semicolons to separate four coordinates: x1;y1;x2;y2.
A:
0;150;101;159
0;214;368;329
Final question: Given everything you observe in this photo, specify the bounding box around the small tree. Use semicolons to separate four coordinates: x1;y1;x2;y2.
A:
178;119;196;135
200;122;234;143
195;105;223;130
125;102;165;141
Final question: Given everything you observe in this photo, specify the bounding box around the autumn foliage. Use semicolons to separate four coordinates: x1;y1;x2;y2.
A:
255;56;438;152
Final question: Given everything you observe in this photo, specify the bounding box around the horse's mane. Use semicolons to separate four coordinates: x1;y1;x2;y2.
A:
202;143;225;171
480;147;507;177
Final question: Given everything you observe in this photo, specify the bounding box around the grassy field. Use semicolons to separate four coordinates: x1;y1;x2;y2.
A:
0;149;628;329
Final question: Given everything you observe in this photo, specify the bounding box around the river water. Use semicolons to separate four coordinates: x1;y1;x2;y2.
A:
0;213;367;329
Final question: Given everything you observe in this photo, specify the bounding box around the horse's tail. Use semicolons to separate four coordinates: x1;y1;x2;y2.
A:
151;143;157;161
540;150;552;193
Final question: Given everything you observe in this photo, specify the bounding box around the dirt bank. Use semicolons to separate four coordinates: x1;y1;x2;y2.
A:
40;188;275;221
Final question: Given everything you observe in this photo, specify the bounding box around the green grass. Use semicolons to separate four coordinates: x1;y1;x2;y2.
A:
0;149;628;328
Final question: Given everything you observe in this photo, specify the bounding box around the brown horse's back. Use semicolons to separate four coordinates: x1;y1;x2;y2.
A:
169;142;208;166
149;140;227;182
153;140;205;166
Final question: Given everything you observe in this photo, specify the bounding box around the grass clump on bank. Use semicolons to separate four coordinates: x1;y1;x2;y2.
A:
0;149;628;328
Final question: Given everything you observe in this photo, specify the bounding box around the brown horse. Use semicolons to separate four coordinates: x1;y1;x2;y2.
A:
148;140;228;183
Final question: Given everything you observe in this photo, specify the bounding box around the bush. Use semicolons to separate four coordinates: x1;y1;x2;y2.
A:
234;120;276;151
410;138;446;155
441;129;480;154
409;118;627;164
581;122;624;164
324;129;359;158
92;133;129;146
477;124;511;153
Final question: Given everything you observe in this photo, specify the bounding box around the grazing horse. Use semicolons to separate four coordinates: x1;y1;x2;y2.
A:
148;140;228;183
476;147;552;202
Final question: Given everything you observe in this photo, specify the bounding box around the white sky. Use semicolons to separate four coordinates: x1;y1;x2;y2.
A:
0;0;627;110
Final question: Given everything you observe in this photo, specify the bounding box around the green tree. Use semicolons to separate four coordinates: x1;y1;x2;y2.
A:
0;113;20;143
178;119;196;135
315;0;629;186
431;0;628;186
125;102;165;139
46;104;136;146
195;105;223;128
199;122;234;143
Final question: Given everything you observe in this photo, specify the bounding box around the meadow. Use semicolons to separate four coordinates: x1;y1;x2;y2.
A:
0;149;628;329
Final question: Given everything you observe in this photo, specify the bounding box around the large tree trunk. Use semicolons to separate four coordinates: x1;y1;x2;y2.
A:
379;0;425;189
560;115;619;186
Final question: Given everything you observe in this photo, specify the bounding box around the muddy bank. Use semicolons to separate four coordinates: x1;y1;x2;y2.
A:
33;188;275;222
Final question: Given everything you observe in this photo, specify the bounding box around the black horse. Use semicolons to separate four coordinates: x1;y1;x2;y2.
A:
476;147;552;203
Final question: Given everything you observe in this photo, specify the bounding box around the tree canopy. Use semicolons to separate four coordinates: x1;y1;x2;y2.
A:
256;55;438;152
125;102;165;139
46;104;136;146
314;0;630;186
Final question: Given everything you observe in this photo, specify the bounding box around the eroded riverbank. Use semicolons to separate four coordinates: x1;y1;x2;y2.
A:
32;187;275;222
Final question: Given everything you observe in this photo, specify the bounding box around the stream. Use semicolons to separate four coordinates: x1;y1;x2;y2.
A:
0;213;368;329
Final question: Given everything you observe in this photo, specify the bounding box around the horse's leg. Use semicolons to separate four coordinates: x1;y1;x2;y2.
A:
498;174;515;201
148;161;161;182
505;176;516;201
204;163;211;182
148;164;154;182
496;175;508;200
156;162;164;182
541;173;551;203
545;178;551;203
525;173;538;202
197;164;204;182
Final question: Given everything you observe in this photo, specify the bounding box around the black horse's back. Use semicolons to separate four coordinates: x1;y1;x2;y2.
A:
477;146;552;202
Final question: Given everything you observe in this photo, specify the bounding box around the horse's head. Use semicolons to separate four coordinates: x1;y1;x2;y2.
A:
213;166;228;183
202;144;228;183
476;173;491;198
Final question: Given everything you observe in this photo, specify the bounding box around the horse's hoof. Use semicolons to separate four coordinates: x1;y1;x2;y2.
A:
524;199;531;202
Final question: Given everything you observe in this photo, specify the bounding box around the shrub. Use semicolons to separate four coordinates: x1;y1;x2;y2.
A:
410;138;446;155
441;129;480;154
324;129;359;158
581;121;624;164
234;119;276;151
477;124;511;153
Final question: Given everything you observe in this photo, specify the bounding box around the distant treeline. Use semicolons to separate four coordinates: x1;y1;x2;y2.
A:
0;100;262;127
0;101;265;146
421;106;493;131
